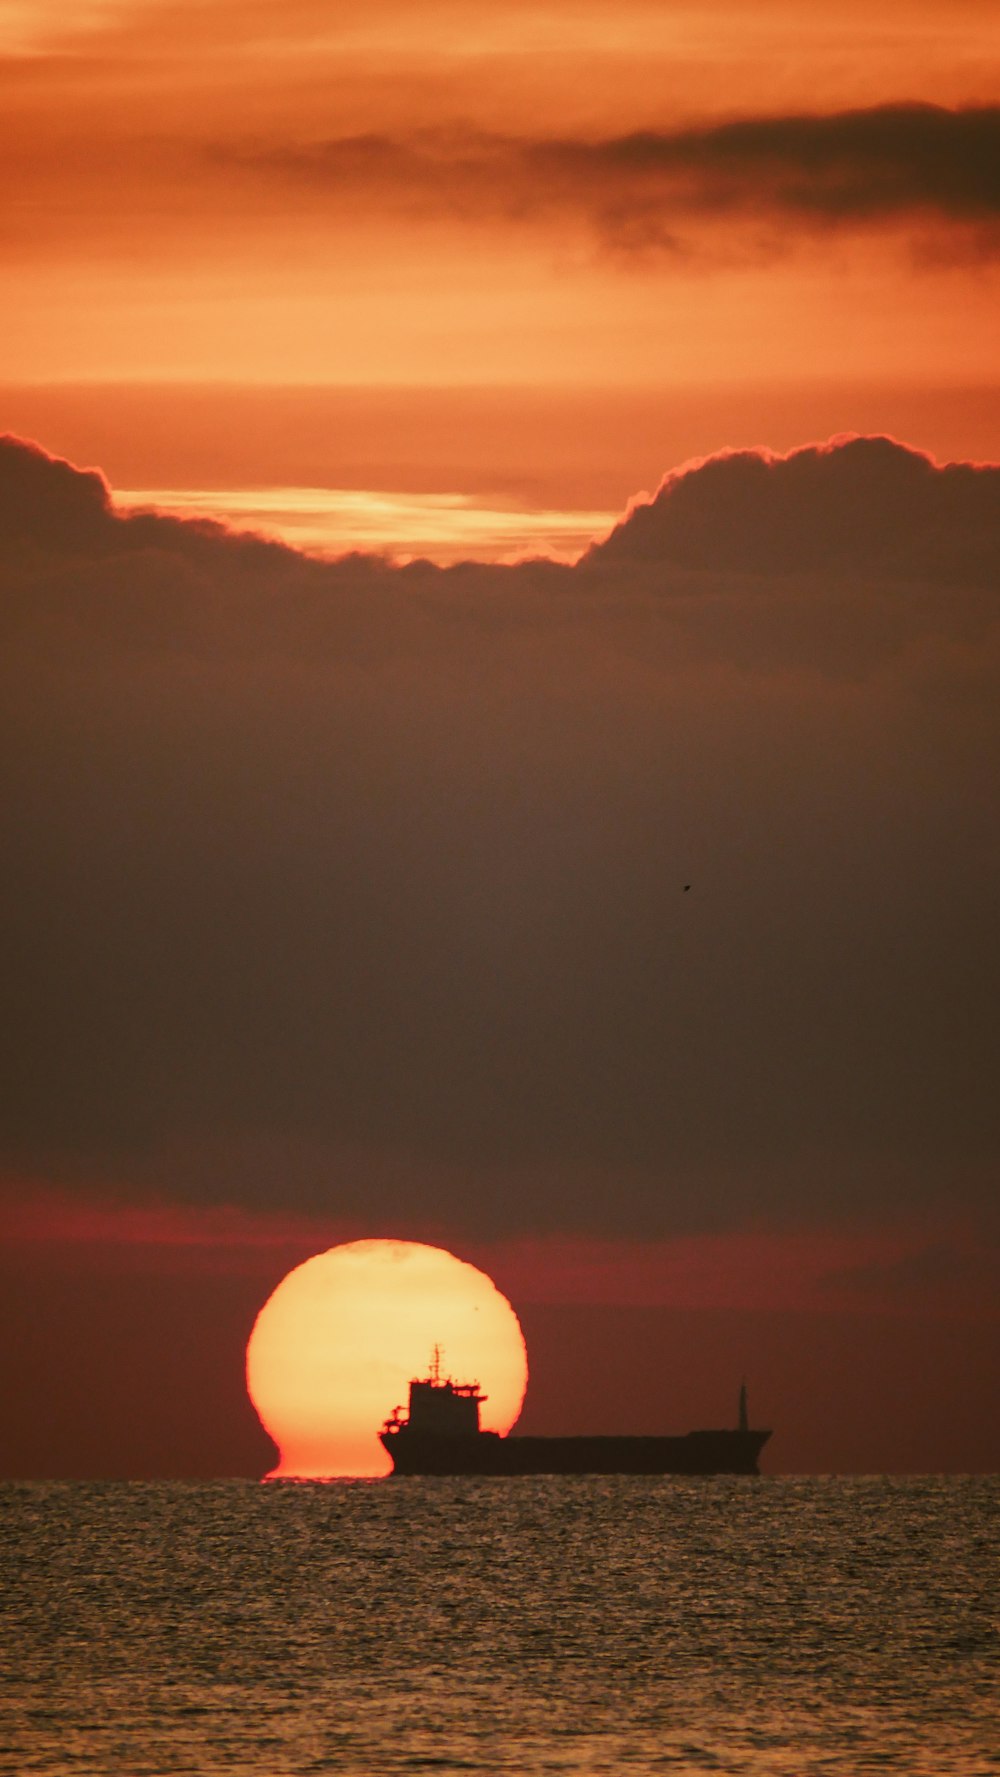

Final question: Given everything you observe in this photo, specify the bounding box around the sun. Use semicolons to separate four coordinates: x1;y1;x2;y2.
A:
245;1239;528;1478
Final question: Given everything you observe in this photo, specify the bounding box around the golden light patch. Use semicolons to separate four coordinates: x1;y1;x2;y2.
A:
112;485;618;564
246;1239;528;1478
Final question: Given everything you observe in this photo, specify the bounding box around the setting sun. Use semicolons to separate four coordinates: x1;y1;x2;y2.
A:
245;1239;528;1478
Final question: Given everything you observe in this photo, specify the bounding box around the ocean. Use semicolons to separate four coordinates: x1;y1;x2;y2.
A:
2;1477;996;1775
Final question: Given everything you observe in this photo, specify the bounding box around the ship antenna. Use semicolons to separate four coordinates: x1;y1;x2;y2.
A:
739;1378;749;1433
430;1343;443;1384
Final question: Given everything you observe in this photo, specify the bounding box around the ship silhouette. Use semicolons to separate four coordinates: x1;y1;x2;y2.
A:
381;1347;771;1476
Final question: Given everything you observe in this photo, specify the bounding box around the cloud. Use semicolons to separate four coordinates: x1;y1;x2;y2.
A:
231;104;1000;259
534;105;1000;248
0;434;306;568
589;435;1000;583
2;432;999;1241
0;434;112;553
819;1241;982;1298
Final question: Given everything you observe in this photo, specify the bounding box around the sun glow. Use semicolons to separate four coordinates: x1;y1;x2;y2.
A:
246;1239;528;1478
113;485;618;563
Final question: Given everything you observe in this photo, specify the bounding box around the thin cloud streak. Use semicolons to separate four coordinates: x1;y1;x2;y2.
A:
231;103;1000;258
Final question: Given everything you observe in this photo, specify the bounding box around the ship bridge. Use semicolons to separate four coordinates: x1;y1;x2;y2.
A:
383;1346;487;1440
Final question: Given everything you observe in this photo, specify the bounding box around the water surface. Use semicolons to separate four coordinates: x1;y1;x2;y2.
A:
3;1477;996;1775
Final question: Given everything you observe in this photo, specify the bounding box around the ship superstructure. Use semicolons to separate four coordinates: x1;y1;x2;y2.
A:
381;1345;487;1441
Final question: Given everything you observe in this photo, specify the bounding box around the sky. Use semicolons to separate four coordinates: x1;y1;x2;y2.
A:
2;0;999;1475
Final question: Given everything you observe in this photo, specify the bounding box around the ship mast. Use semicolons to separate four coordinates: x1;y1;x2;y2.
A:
430;1343;443;1384
739;1379;749;1433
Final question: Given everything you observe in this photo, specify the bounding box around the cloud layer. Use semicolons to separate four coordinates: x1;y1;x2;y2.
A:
2;432;998;1239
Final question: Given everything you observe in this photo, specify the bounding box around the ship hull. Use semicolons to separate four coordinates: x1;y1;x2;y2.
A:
381;1428;771;1477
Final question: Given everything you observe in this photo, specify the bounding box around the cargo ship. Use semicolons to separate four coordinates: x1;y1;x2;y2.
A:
380;1349;771;1476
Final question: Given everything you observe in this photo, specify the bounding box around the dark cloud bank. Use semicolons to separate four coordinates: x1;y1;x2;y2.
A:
2;432;998;1239
239;103;1000;257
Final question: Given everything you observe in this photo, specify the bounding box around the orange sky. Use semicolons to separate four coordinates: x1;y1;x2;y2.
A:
3;0;999;531
2;4;998;1477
